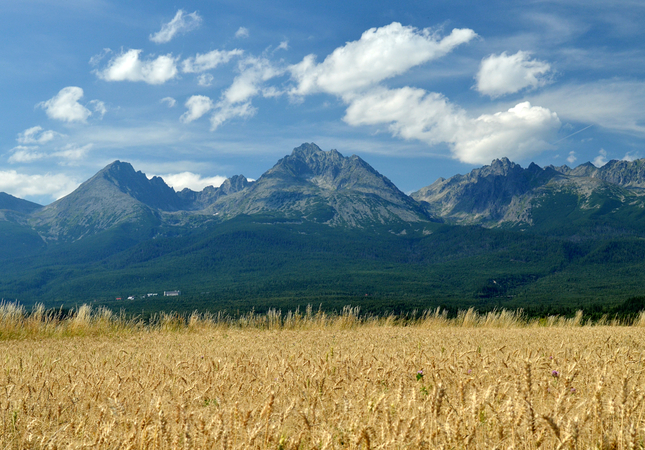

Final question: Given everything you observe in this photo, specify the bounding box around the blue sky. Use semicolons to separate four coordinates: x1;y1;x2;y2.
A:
2;0;644;205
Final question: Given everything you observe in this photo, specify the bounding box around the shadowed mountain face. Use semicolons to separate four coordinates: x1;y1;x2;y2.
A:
411;157;645;231
29;161;170;242
0;192;42;214
209;143;432;226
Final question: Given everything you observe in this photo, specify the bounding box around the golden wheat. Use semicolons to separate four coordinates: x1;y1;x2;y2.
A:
1;303;645;448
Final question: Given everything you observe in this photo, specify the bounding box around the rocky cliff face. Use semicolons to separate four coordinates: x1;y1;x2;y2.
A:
209;143;431;227
411;158;562;225
177;175;253;210
30;161;167;241
412;157;645;228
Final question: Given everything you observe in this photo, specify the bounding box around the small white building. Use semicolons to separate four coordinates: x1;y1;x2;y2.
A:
164;290;181;296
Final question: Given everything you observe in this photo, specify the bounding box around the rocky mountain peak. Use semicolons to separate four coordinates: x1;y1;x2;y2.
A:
91;161;183;211
476;157;523;177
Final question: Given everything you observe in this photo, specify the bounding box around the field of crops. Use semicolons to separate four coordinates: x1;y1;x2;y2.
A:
1;305;645;449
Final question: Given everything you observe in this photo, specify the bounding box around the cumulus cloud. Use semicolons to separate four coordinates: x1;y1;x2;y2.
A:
88;100;106;119
210;102;256;130
180;95;214;123
567;151;577;164
89;48;112;67
9;143;92;164
528;80;645;134
160;97;176;107
37;87;92;123
476;51;552;98
96;49;178;85
453;103;560;163
235;27;249;38
224;57;283;103
54;143;93;162
208;57;283;129
181;49;243;73
0;170;79;201
150;10;202;44
593;148;608;167
8;146;45;163
17;126;61;144
623;152;639;162
289;22;477;98
197;74;214;86
159;172;227;191
345;87;560;164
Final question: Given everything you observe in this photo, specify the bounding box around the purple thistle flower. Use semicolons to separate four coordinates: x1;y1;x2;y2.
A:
552;370;560;378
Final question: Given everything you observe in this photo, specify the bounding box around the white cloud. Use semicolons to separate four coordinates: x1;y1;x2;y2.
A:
289;22;477;98
17;126;61;144
96;49;178;85
476;51;552;98
181;49;243;73
593;148;608;167
453;102;560;164
9;143;92;164
160;97;176;108
180;95;214;123
150;10;202;44
528;80;645;134
235;27;249;38
567;151;577;164
89;48;112;67
344;86;560;164
8;146;45;163
223;57;283;104
623;152;639;162
210;102;256;130
197;73;214;86
54;143;93;162
208;57;282;129
37;87;92;123
158;172;227;191
276;41;289;51
88;100;106;119
0;170;79;201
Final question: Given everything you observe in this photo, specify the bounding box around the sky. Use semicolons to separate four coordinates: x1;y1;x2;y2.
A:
1;0;645;205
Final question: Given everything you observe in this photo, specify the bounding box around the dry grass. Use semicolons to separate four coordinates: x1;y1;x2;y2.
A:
2;303;645;448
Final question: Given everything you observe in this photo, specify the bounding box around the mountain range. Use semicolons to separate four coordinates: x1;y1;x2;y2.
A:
2;142;645;314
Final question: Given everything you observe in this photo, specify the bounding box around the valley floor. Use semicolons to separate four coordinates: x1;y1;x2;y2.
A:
2;319;645;449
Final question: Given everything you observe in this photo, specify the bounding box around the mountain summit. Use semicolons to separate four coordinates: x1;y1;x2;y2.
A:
412;157;645;231
210;143;431;226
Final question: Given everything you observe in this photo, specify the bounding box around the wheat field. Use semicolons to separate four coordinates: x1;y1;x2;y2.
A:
1;304;645;449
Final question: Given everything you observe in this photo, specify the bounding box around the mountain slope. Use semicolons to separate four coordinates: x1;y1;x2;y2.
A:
412;157;645;233
29;161;169;242
0;192;42;214
210;143;432;227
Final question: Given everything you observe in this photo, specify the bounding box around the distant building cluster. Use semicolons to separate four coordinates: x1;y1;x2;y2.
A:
116;290;181;301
